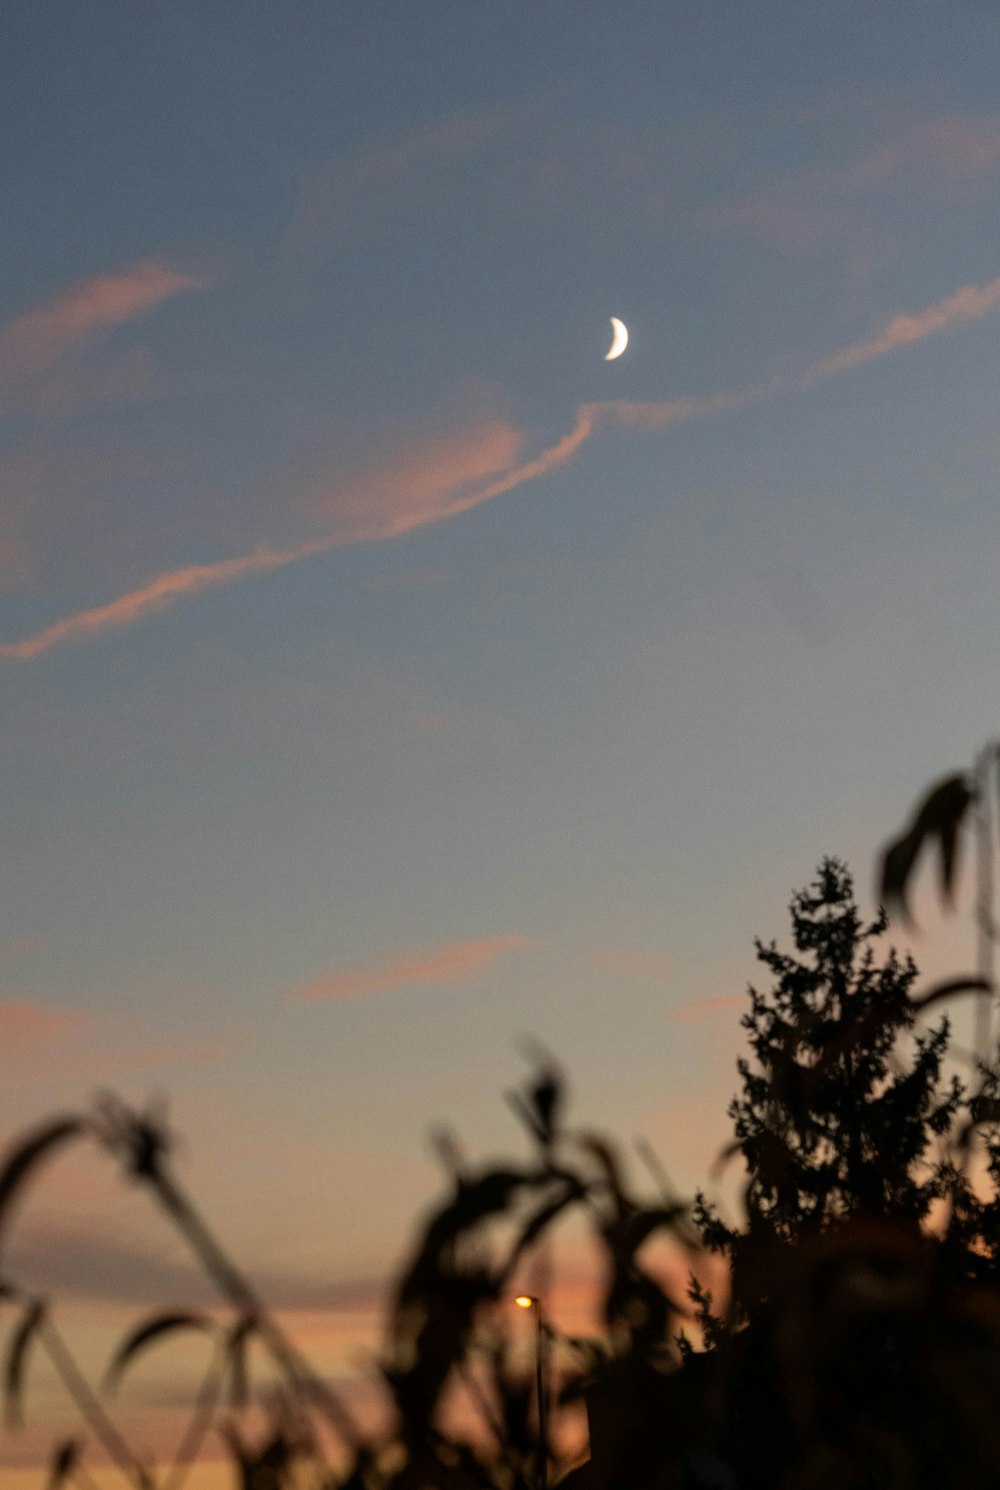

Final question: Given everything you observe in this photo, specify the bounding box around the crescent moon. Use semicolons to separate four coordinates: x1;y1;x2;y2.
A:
604;317;629;361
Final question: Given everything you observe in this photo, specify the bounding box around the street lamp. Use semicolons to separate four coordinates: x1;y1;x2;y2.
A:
515;1295;547;1490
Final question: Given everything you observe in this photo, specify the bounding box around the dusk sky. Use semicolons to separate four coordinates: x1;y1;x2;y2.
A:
4;3;1000;1482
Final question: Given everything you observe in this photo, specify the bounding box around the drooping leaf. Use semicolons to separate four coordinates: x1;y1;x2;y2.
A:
4;1298;45;1427
910;975;991;1012
0;1119;86;1253
497;1178;585;1287
104;1312;215;1395
577;1133;630;1218
879;772;974;924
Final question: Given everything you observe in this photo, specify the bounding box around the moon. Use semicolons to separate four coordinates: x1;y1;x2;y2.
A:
604;316;629;361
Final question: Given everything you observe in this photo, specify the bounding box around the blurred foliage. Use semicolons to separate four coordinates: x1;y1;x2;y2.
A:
6;756;1000;1489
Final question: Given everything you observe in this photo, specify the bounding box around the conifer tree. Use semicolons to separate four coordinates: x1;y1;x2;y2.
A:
698;858;964;1255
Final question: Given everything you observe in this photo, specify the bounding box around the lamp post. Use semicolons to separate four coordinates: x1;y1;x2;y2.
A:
515;1295;547;1490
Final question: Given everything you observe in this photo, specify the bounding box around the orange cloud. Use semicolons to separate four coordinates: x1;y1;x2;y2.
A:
0;259;203;396
0;1001;87;1051
6;268;1000;660
293;934;532;1002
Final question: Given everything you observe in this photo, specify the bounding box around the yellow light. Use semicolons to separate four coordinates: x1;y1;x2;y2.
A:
514;1295;534;1309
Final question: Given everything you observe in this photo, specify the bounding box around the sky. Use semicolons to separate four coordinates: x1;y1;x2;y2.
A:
4;0;1000;1480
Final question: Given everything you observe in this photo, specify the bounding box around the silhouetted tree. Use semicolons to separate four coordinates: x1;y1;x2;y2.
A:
698;858;964;1260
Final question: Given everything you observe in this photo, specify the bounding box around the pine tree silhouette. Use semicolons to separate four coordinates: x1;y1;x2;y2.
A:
698;859;964;1261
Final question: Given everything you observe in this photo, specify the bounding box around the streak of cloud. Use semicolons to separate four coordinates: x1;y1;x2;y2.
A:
789;273;1000;383
5;268;1000;660
0;260;204;397
293;934;532;1003
0;541;328;660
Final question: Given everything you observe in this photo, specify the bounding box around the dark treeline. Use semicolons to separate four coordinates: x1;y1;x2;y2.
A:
4;752;1000;1490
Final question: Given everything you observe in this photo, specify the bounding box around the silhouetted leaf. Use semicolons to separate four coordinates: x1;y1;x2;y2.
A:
577;1133;630;1214
0;1119;85;1252
93;1095;171;1181
45;1438;79;1490
104;1312;215;1395
429;1125;465;1185
970;1095;1000;1125
225;1314;257;1410
911;976;992;1012
498;1179;586;1286
879;772;974;923
4;1298;45;1427
508;1043;564;1149
623;1203;690;1255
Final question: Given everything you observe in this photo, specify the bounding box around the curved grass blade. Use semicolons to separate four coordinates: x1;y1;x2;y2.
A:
0;1119;86;1253
5;1298;45;1427
104;1312;215;1396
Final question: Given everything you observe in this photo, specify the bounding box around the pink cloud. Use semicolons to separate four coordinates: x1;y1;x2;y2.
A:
0;541;327;660
0;260;203;397
6;267;1000;660
701;113;1000;264
793;273;1000;382
669;995;746;1025
293;934;532;1003
0;1001;87;1052
286;86;572;255
838;114;1000;193
299;419;524;541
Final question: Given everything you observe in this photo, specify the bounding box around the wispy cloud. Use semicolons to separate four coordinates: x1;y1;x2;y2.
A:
293;934;532;1003
701;112;1000;268
0;541;326;660
6;267;1000;659
0;260;204;398
296;418;525;541
285;86;572;257
669;995;745;1024
790;274;1000;382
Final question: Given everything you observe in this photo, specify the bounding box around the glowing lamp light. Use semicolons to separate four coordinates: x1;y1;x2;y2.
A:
515;1295;535;1309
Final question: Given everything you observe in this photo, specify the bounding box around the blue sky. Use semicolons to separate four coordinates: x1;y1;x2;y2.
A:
3;2;1000;1474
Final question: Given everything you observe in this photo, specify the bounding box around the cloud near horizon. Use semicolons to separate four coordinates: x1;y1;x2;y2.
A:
5;267;1000;660
293;934;532;1003
0;260;204;399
